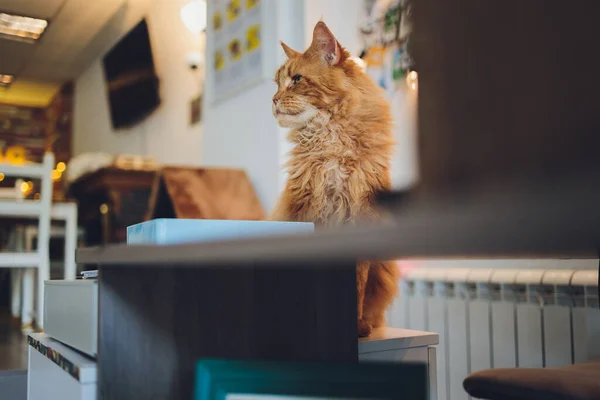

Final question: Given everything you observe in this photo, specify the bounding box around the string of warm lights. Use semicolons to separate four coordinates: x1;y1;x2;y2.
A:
1;161;68;198
51;161;66;181
0;74;13;87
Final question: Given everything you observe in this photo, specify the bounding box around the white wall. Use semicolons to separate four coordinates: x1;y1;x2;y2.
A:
304;0;362;56
389;86;419;189
202;0;304;212
73;0;204;166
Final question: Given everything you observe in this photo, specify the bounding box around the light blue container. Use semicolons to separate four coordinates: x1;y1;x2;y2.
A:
126;218;314;245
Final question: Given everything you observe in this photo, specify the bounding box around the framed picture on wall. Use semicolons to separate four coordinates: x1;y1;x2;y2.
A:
206;0;276;104
190;95;202;125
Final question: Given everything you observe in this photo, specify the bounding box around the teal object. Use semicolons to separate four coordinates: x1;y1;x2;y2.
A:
195;359;427;400
126;218;314;245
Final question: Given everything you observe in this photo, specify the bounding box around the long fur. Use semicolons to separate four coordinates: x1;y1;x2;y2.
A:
269;21;399;337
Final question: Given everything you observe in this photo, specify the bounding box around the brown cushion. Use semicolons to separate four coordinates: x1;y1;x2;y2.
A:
463;359;600;400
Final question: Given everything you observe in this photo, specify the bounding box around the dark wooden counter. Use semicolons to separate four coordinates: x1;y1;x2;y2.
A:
80;241;359;400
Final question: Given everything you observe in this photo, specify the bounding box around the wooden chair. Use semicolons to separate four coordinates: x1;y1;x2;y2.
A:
0;153;53;330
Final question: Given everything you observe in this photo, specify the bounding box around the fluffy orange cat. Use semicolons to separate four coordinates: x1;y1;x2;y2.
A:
269;21;399;337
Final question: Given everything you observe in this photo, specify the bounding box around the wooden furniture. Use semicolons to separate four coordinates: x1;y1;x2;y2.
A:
413;0;600;196
68;168;156;245
0;153;54;330
93;261;356;399
68;166;266;246
147;167;265;220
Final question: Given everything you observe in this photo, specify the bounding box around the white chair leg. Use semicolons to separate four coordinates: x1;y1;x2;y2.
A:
10;225;25;320
10;270;22;319
22;269;34;332
21;226;37;330
37;258;49;330
64;205;77;280
36;154;52;330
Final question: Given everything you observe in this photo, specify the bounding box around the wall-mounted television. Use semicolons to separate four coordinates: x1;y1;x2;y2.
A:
102;19;160;130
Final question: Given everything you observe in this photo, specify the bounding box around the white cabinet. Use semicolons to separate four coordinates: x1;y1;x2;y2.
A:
27;333;96;400
29;320;437;400
359;327;439;400
44;280;98;357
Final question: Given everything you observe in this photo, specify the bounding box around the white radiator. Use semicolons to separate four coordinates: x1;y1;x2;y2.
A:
388;259;600;400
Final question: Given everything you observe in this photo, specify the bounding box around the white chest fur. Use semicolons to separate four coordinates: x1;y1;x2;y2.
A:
290;119;368;223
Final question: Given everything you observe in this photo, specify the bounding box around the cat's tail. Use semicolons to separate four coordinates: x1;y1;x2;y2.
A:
370;260;400;300
364;260;400;328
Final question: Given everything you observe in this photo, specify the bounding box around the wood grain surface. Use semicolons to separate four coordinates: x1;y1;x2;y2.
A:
148;167;265;220
98;261;357;400
413;0;600;194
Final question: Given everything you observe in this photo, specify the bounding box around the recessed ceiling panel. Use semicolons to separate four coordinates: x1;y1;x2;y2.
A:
21;0;126;81
0;0;145;105
19;61;76;82
0;0;65;20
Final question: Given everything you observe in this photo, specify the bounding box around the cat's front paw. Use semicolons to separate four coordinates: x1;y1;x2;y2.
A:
358;319;372;337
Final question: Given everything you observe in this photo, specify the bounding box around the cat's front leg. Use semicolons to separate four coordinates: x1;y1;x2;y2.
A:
356;261;372;337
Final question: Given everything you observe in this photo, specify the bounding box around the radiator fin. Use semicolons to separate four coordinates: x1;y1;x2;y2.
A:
393;262;599;400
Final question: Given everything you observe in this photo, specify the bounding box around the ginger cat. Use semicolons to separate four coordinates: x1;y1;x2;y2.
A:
269;21;399;337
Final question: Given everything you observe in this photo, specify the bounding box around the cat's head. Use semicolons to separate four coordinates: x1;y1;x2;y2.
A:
272;21;362;128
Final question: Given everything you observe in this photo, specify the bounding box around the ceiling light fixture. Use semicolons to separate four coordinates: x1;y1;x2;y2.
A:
0;12;48;42
0;74;14;87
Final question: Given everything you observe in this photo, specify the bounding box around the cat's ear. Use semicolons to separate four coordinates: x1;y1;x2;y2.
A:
309;21;344;66
281;41;300;58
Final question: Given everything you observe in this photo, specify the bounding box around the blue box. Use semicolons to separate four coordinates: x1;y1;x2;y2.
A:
127;219;314;245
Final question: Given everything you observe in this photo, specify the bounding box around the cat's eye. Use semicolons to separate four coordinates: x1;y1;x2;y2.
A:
292;74;302;84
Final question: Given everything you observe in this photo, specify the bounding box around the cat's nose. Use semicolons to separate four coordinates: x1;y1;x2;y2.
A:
272;96;279;105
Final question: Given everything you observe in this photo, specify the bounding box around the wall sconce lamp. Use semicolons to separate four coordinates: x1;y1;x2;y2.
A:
181;0;207;70
180;0;207;35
